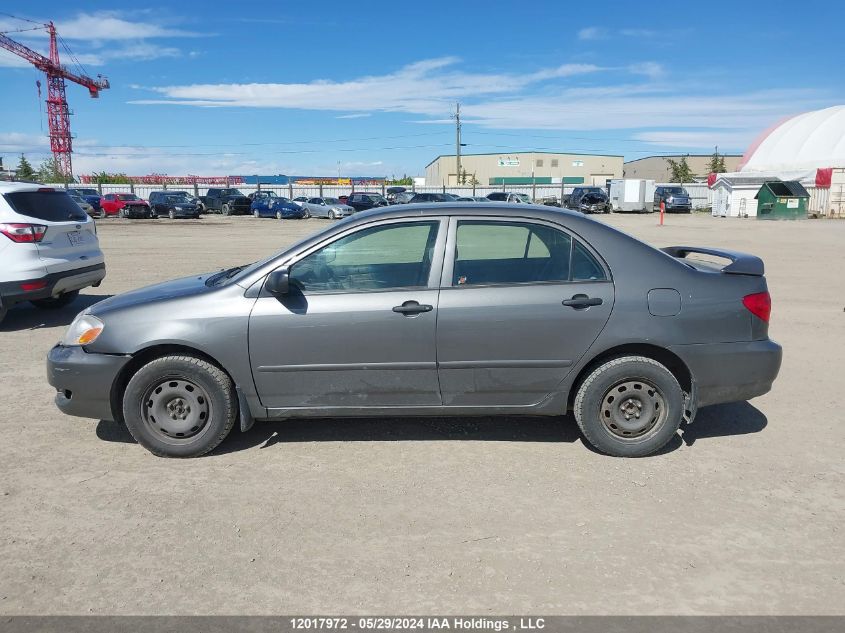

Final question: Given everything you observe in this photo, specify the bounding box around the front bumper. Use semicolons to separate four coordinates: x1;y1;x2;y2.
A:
669;339;783;407
47;345;131;421
0;263;106;308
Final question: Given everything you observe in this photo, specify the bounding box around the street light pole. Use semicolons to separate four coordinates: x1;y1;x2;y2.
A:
452;102;462;186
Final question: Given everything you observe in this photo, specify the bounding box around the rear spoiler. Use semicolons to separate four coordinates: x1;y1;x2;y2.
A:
661;246;764;276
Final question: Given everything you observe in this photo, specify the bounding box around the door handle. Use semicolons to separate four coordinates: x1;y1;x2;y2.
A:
392;300;433;315
562;294;603;309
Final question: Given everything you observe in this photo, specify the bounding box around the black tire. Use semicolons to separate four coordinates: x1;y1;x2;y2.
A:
253;209;260;218
574;355;683;457
0;305;7;325
30;289;79;310
276;210;283;220
222;203;231;216
122;355;237;458
329;209;337;220
303;209;311;219
169;209;175;219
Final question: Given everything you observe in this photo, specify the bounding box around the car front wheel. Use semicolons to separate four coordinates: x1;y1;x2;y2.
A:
574;355;684;457
122;355;237;458
276;210;283;220
222;203;231;216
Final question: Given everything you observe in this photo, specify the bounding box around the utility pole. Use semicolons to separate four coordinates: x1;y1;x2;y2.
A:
452;102;462;185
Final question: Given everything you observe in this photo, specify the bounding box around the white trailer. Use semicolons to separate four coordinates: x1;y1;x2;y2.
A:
608;179;655;212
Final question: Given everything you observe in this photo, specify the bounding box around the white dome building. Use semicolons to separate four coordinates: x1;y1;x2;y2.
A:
740;105;845;172
710;106;845;217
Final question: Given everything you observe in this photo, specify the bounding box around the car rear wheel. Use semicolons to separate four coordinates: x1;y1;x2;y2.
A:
303;209;311;219
31;289;79;310
574;355;683;457
169;209;175;219
276;210;283;220
329;209;337;220
253;209;260;218
122;355;237;458
222;203;231;216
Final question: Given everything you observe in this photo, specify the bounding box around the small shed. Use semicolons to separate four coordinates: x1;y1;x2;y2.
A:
755;181;809;220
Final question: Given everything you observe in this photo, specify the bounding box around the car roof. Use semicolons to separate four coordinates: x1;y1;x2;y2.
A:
350;201;586;223
0;181;50;193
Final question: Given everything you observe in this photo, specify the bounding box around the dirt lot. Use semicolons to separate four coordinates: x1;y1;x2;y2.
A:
0;212;843;615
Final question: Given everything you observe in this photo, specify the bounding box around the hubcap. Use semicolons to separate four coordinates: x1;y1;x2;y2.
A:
600;379;666;439
141;378;212;442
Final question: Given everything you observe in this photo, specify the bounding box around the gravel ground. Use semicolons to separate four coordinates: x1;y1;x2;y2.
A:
0;212;842;615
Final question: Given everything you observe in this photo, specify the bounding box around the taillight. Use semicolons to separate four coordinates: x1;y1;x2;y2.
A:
0;223;47;243
743;291;771;323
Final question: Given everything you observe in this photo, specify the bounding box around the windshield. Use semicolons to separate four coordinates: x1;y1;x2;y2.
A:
664;187;688;195
515;193;531;203
119;194;139;201
323;198;339;204
221;189;244;197
165;193;194;203
75;188;99;196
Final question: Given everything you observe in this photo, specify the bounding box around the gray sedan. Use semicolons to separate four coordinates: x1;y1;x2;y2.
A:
47;203;781;458
300;197;354;219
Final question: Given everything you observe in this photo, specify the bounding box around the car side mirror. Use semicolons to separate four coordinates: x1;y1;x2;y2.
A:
265;268;290;295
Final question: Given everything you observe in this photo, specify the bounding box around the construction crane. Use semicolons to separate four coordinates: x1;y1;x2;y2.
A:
0;20;109;180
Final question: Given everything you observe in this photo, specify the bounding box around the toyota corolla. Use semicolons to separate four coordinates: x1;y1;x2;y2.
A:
47;203;781;458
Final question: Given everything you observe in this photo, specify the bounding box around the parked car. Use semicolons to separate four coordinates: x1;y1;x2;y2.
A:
250;191;308;219
100;193;155;219
408;192;454;203
199;188;251;215
47;202;781;459
386;186;407;204
1;182;105;325
566;187;606;210
346;192;389;213
67;187;102;214
391;191;416;204
69;193;99;218
299;197;354;219
487;192;532;204
653;186;693;213
456;196;492;202
148;191;201;219
574;191;611;214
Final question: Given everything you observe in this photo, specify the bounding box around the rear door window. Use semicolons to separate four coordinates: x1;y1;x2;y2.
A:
4;191;88;222
452;221;572;286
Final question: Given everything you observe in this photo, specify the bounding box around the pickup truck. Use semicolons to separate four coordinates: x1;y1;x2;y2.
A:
198;188;252;215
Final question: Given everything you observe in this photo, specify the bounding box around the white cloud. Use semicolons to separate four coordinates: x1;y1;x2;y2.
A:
627;62;664;79
0;11;202;41
335;113;372;119
130;58;603;113
577;27;606;40
632;130;757;149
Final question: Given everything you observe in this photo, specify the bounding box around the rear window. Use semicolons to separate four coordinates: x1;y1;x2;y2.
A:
4;191;88;222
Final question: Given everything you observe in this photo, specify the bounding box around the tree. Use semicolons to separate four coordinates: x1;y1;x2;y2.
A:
667;156;694;183
90;171;132;184
387;174;414;186
36;157;69;183
15;154;36;181
708;148;727;174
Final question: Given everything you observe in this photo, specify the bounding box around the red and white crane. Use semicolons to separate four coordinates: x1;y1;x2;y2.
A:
0;20;109;180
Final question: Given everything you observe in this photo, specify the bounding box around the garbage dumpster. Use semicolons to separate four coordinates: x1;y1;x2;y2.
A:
755;181;809;220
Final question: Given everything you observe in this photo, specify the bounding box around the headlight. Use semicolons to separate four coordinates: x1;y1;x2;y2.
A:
62;313;104;346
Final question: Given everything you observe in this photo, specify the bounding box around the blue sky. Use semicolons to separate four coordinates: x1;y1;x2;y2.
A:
1;0;842;177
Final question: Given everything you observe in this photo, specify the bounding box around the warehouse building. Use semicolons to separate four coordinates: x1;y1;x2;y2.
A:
424;152;623;188
624;154;742;181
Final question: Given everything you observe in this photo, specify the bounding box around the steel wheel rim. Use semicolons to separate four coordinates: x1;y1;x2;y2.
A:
600;379;666;440
141;377;213;444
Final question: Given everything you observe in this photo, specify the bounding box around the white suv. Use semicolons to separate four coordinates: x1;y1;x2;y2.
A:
0;182;106;324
